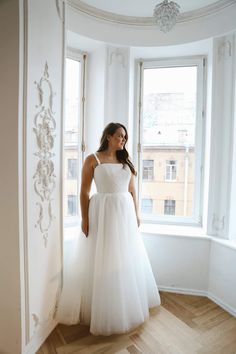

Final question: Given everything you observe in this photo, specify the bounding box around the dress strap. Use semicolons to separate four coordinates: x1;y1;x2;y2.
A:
93;153;101;165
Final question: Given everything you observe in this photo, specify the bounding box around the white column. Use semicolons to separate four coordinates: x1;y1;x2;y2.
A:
85;45;107;154
207;33;235;238
228;33;236;240
104;46;130;128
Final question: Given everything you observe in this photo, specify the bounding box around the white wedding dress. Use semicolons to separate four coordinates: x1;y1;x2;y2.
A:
56;153;161;335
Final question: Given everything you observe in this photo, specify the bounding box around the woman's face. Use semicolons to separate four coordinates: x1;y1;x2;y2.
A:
108;127;126;150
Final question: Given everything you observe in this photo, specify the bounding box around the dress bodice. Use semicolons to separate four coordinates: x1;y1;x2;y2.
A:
93;154;131;193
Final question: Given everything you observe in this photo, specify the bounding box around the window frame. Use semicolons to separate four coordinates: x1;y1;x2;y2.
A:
164;199;176;215
142;159;154;181
134;56;206;227
64;48;87;228
165;160;177;182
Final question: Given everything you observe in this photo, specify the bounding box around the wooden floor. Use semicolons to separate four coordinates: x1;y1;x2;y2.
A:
37;292;236;354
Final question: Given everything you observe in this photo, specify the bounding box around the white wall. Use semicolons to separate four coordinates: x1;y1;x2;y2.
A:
143;234;210;293
22;0;65;352
0;1;65;353
0;1;22;353
142;231;236;316
208;241;236;315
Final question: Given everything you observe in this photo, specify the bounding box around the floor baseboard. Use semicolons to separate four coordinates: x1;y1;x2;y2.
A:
158;285;236;317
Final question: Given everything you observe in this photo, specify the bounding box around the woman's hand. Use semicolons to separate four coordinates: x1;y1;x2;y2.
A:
81;218;89;237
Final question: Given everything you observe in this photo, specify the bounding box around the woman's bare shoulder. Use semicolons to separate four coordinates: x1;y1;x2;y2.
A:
83;154;97;168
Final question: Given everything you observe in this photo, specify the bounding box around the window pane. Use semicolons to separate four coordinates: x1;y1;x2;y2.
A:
142;159;154;180
141;66;197;217
165;160;177;181
141;199;153;214
164;200;176;215
64;58;81;219
67;158;78;179
67;195;78;216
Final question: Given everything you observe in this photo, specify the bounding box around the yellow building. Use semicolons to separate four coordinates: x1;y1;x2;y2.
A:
141;146;194;217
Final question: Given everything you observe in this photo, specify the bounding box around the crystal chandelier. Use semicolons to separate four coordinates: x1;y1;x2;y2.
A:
153;0;180;33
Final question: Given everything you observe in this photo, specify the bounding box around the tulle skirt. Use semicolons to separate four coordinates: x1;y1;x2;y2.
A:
56;192;161;335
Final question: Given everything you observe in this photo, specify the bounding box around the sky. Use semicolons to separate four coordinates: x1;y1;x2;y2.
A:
143;66;197;95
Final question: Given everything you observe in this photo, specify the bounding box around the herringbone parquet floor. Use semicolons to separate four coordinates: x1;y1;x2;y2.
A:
37;292;236;354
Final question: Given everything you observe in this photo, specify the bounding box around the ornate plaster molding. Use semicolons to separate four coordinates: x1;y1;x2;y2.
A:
32;313;40;330
218;38;233;60
67;0;236;27
108;47;128;68
31;286;61;338
212;213;225;232
33;62;56;247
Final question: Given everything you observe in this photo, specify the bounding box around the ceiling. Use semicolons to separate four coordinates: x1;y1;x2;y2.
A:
78;0;224;17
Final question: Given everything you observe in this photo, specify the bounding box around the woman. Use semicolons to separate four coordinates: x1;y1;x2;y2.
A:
56;122;160;335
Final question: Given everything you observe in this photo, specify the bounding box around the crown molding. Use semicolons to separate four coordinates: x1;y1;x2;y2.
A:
67;0;236;27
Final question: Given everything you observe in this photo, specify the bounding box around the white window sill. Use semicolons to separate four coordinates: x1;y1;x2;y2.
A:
140;223;236;250
140;223;207;239
210;236;236;251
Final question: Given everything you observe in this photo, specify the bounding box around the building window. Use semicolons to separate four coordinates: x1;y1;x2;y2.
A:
142;160;154;180
141;198;153;214
164;200;176;215
165;160;177;181
67;158;77;179
138;56;206;224
67;195;77;216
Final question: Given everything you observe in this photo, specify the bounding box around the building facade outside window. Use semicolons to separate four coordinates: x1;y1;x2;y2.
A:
142;160;154;180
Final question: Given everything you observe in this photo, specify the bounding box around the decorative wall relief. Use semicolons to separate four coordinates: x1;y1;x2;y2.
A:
31;285;61;337
33;62;56;247
212;213;225;233
108;48;127;68
218;38;232;61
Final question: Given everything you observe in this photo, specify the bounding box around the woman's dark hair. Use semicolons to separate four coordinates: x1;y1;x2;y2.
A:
97;122;137;175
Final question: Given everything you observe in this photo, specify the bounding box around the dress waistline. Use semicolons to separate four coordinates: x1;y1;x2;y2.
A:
95;191;129;195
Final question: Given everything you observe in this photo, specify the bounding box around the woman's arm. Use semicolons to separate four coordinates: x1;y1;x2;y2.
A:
80;155;94;236
128;173;140;227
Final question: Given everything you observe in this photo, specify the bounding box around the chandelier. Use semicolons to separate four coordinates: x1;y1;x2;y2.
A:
153;0;180;33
